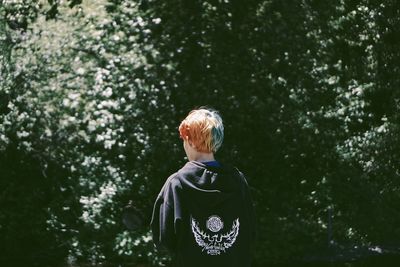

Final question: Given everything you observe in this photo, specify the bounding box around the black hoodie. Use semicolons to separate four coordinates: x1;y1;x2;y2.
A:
151;161;256;267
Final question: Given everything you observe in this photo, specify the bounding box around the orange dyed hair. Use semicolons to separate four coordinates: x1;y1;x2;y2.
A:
178;107;224;153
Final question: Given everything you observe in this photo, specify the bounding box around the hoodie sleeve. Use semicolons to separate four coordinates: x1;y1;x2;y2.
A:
150;175;183;253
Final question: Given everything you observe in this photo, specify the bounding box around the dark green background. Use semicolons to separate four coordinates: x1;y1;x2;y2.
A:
1;0;399;266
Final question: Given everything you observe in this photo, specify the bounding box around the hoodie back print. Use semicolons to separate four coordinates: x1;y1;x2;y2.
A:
151;161;256;267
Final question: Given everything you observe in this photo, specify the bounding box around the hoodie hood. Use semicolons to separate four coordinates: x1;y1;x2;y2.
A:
176;161;242;210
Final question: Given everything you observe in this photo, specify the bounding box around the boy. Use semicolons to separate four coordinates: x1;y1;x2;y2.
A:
151;107;256;267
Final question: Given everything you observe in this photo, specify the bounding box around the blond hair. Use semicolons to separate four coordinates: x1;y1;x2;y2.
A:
178;107;224;153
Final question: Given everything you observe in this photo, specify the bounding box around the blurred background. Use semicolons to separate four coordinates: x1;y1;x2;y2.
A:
1;0;400;266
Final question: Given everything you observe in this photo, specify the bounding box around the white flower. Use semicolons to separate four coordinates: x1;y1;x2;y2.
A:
102;87;113;97
63;98;71;107
96;134;105;142
104;139;116;149
88;120;97;132
376;124;387;133
142;234;152;243
68;92;81;100
17;130;30;138
80;196;89;205
81;211;90;222
152;18;161;24
76;68;85;75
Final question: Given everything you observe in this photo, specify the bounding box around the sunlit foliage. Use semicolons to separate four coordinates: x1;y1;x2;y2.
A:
1;0;399;266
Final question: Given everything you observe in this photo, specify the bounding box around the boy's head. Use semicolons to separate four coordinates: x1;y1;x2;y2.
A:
179;107;224;154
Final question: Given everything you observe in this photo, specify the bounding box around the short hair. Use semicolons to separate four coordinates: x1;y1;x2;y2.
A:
178;107;224;153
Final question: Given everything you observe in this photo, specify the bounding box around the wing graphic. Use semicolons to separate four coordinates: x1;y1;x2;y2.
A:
191;216;240;255
191;217;209;248
221;218;240;249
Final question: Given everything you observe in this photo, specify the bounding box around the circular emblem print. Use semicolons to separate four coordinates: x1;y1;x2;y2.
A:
206;215;224;232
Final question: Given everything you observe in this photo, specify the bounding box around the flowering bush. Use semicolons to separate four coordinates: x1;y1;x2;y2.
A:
1;0;399;266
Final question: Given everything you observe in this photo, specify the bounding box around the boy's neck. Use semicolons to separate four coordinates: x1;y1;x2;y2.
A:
191;153;215;162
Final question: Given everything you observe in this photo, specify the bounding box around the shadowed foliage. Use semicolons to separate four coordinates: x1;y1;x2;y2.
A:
1;0;399;266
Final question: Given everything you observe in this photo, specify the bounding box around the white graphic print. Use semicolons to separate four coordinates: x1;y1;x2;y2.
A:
206;215;224;232
191;216;240;255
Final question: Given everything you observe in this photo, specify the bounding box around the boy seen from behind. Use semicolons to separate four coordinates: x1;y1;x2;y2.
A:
151;107;256;267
